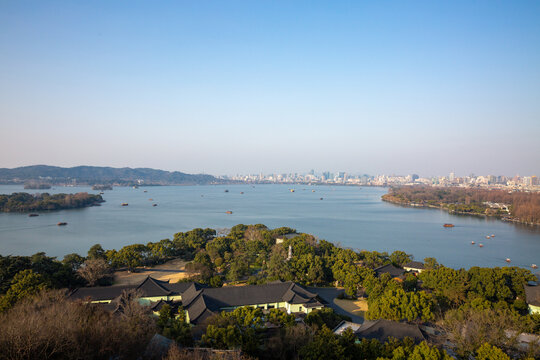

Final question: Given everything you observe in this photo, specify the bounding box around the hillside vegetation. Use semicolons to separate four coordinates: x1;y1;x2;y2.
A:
0;165;222;185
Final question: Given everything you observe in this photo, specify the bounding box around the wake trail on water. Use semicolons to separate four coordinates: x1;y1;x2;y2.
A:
0;224;58;232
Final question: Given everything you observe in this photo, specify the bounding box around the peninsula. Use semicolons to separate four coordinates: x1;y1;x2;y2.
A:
382;186;540;226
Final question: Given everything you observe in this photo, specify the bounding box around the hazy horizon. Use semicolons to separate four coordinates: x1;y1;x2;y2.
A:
1;1;539;176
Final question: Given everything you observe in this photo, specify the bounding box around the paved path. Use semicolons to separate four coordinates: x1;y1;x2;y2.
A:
307;286;365;324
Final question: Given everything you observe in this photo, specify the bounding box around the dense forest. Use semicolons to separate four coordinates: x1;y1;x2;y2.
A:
382;186;540;225
0;192;104;212
0;224;538;359
0;165;223;185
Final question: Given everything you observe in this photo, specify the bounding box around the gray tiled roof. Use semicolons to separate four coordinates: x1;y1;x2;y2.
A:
403;261;425;270
68;276;201;302
525;284;540;307
69;285;135;301
374;264;406;278
184;281;322;324
355;319;426;343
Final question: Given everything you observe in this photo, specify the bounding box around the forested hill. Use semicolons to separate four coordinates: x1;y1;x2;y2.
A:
0;165;223;185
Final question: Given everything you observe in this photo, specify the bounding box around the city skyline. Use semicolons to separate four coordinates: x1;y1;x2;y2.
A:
1;1;539;175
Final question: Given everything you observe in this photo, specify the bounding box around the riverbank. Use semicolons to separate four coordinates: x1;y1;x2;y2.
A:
381;192;540;227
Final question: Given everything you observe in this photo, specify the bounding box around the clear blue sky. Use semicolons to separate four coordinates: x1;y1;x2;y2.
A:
1;1;539;177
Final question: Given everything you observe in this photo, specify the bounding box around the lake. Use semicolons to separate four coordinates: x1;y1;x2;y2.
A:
0;184;539;270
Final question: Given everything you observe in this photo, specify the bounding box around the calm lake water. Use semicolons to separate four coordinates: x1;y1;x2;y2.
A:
0;184;539;270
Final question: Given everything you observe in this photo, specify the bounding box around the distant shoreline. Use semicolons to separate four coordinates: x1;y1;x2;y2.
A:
381;192;540;227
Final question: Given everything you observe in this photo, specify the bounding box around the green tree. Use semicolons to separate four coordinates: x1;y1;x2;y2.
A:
62;253;85;271
475;343;511;360
299;325;345;360
0;270;47;312
87;244;106;260
423;257;440;270
367;288;435;322
157;304;193;346
389;251;412;267
115;244;148;271
305;308;350;330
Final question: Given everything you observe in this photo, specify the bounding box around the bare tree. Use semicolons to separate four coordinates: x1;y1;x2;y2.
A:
77;258;112;286
0;289;156;360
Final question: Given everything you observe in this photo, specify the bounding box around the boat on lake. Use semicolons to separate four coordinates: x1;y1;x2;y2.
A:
152;204;157;207
226;211;233;214
532;264;538;269
57;222;67;226
224;189;229;193
506;258;511;263
443;224;454;227
486;235;491;239
28;213;39;217
479;243;484;247
471;241;475;245
121;203;128;206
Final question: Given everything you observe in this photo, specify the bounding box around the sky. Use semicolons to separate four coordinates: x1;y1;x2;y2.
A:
1;1;539;177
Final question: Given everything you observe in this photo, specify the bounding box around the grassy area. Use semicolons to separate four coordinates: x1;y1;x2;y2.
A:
113;258;188;285
333;298;368;318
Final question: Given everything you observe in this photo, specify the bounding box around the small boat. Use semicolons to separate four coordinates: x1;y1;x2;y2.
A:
224;189;229;193
491;234;495;237
133;186;138;189
225;211;233;214
144;190;147;193
505;258;511;263
290;189;295;193
312;190;315;192
479;244;484;247
486;235;491;239
320;198;323;200
532;264;538;269
443;224;454;228
471;241;475;245
152;204;157;207
28;213;39;217
57;222;67;226
149;198;153;201
240;192;244;194
121;203;129;206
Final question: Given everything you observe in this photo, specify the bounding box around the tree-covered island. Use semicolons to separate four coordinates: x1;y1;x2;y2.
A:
0;224;538;359
382;186;540;226
0;192;104;212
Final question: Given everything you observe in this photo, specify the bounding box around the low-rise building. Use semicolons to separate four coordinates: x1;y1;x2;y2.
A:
68;276;324;324
524;281;540;315
182;281;324;324
403;261;425;273
374;264;406;279
354;319;426;344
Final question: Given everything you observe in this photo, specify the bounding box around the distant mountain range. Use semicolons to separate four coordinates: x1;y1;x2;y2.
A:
0;165;223;186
